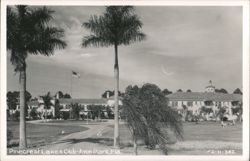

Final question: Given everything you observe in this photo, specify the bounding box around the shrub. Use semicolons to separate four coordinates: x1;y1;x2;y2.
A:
7;128;13;147
14;110;20;121
30;108;38;120
61;111;70;120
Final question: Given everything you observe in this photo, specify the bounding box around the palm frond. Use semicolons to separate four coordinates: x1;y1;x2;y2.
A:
82;6;145;48
7;5;66;67
10;50;27;72
7;6;19;50
82;35;111;47
28;6;54;27
122;84;183;151
26;27;66;55
41;92;53;109
82;15;104;35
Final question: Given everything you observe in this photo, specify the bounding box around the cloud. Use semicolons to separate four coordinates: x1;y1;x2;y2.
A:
161;65;174;76
7;6;242;98
79;53;96;57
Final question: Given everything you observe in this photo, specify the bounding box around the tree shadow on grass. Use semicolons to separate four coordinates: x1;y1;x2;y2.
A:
50;137;135;149
49;137;114;147
68;138;114;146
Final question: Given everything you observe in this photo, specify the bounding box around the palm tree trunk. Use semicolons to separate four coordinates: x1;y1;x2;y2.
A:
45;108;47;122
19;69;27;149
133;136;138;155
114;43;119;147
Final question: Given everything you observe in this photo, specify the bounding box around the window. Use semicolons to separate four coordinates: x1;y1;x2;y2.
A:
173;101;178;106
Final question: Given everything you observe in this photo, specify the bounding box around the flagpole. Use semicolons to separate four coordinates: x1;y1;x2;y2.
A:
70;71;73;98
71;71;80;98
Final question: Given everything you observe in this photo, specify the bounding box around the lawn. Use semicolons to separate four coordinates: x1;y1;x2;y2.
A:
102;121;242;155
7;121;89;148
7;120;242;155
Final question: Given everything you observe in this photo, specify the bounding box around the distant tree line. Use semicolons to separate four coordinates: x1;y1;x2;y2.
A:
56;91;71;98
101;87;242;99
7;91;32;110
101;90;124;98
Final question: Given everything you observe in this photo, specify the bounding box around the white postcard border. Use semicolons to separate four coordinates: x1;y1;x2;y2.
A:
1;0;249;161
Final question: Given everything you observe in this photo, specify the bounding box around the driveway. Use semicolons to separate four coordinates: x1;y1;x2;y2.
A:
36;121;120;155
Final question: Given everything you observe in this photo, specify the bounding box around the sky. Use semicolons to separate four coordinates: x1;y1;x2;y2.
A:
7;6;243;98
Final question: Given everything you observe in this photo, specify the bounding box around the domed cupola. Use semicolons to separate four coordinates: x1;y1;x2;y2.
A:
205;80;215;92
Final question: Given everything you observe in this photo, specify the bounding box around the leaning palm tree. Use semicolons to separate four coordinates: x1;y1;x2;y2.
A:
122;84;183;155
82;6;145;147
7;5;66;149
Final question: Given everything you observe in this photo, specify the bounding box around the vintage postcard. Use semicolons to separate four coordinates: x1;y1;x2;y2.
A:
1;0;249;161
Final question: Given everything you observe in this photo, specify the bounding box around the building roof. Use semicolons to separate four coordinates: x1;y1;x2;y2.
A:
166;92;242;102
59;98;108;104
206;85;215;88
107;96;123;100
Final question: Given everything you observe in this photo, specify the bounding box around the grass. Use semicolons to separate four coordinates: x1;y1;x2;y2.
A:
103;121;242;143
7;120;242;155
181;121;242;142
7;121;88;148
102;121;242;155
45;119;108;125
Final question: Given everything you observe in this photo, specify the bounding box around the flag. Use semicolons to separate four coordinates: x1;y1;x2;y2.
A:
72;71;80;78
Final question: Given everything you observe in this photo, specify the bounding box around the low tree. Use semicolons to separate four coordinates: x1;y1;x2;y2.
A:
71;103;81;120
215;105;227;121
41;92;53;122
54;99;61;119
186;89;192;92
106;106;114;119
7;91;19;110
14;110;20;121
122;84;183;155
181;105;188;121
162;89;172;95
101;90;123;98
215;88;228;94
56;91;64;98
102;90;113;98
29;108;38;120
64;93;71;98
88;105;105;120
233;88;242;95
7;91;32;110
177;89;183;92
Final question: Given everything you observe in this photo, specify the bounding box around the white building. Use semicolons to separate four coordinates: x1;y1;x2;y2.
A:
166;82;242;116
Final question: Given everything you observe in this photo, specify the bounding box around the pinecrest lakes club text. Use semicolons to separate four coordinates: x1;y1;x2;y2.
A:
8;148;121;155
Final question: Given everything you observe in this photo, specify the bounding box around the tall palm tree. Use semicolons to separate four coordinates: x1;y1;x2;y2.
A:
82;6;145;147
7;5;66;149
41;92;53;122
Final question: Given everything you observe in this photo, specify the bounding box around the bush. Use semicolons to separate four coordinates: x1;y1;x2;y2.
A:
71;103;81;120
61;111;70;120
232;106;242;115
30;108;38;120
7;128;13;147
14;111;20;121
